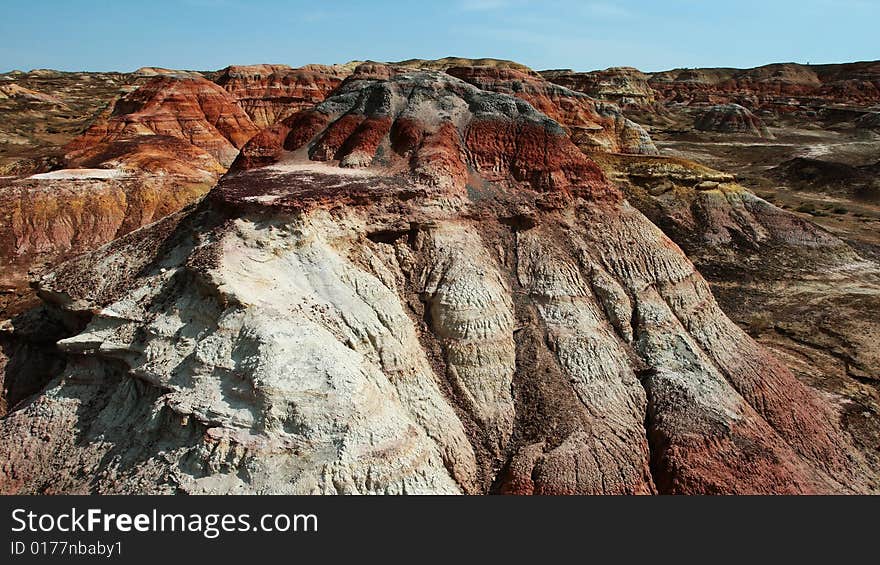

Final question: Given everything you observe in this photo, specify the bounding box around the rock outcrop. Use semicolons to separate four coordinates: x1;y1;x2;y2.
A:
598;152;880;474
0;70;145;175
541;67;655;107
0;83;65;105
67;75;259;167
1;68;875;495
1;75;246;303
694;103;773;137
132;67;203;78
233;64;616;194
214;65;343;128
443;65;658;155
392;57;533;73
0;138;219;289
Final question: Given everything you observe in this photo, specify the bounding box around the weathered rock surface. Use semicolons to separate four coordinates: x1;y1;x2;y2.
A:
0;74;260;302
541;67;655;107
599;152;880;478
215;65;343;128
0;69;146;175
695;103;773;137
447;65;658;155
392;57;533;73
0;83;65;105
233;65;615;196
67;75;259;167
0;141;217;290
132;67;203;78
1;69;875;495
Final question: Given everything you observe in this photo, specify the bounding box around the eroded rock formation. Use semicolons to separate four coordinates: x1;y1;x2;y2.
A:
694;103;773;137
598;153;880;475
1;68;875;495
67;75;259;167
215;65;344;128
1;75;247;305
541;67;656;108
446;65;658;155
649;61;880;112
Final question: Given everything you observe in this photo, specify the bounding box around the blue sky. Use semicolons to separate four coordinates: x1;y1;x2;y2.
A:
1;0;877;73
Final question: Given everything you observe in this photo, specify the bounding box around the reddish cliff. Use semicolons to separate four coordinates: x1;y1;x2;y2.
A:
66;75;259;166
446;65;658;155
214;64;343;128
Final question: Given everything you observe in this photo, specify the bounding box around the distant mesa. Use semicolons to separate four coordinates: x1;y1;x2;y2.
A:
391;56;533;73
26;69;63;77
649;61;880;109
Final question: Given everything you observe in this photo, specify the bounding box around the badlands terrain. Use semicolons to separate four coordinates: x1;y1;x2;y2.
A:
0;58;878;494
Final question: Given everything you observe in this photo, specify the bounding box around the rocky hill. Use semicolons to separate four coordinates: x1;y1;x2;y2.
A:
1;63;877;494
214;64;345;128
0;58;878;495
694;103;773;137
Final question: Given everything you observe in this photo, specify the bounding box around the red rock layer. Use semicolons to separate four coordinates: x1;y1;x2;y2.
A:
66;76;259;166
65;135;226;177
649;61;880;111
0;135;221;293
232;65;615;199
214;64;343;128
446;66;658;155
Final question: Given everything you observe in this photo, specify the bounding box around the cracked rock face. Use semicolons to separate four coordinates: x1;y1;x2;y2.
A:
1;68;877;495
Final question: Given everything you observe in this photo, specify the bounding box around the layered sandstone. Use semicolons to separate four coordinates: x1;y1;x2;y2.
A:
392;57;533;73
649;61;880;111
214;65;343;128
446;65;658;155
1;74;241;299
0;137;219;289
1;69;875;495
598;152;880;469
233;64;615;195
66;75;259;166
